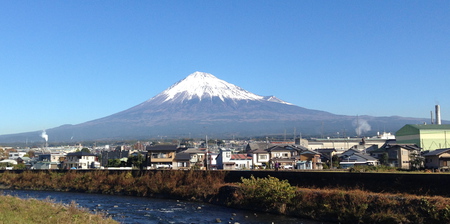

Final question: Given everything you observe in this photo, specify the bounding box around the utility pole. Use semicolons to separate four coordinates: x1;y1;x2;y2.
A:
206;135;208;170
293;128;296;144
330;151;333;170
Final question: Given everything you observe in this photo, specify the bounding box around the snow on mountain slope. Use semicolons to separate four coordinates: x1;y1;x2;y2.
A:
263;95;293;105
148;71;292;105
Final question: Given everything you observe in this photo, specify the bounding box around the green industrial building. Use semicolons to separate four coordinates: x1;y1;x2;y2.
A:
396;124;450;151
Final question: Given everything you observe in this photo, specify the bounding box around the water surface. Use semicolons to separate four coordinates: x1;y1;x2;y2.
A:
2;190;327;224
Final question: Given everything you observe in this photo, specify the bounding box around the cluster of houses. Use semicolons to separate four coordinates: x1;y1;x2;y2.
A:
144;143;321;170
0;147;101;170
142;137;420;171
144;125;450;171
1;124;450;171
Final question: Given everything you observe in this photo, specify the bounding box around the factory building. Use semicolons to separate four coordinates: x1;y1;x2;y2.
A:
396;124;450;151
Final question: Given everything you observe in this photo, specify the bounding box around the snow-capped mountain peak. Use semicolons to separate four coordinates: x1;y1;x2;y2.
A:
155;71;264;103
146;71;293;105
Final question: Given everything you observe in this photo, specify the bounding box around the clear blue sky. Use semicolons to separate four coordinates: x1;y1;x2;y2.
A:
1;1;449;135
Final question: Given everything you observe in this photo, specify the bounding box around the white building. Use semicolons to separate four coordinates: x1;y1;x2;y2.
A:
63;152;98;169
9;152;27;160
216;148;252;170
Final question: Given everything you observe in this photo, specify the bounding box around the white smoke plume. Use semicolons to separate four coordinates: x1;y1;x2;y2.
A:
352;119;371;136
41;130;48;142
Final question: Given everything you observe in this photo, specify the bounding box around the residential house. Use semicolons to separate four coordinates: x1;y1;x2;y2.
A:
9;152;27;160
246;143;323;170
249;147;270;169
146;145;179;169
340;148;363;157
38;152;66;166
230;154;252;170
216;148;252;170
339;150;379;169
209;153;218;169
317;148;337;168
268;145;299;169
31;161;58;170
317;148;336;161
216;148;234;170
63;151;98;169
296;150;322;170
423;148;450;170
245;142;274;169
245;142;274;152
371;143;422;169
172;147;206;170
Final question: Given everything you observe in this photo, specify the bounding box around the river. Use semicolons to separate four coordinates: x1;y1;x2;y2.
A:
1;189;328;224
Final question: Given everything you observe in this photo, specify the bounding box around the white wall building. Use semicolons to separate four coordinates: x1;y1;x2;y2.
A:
9;152;27;160
63;152;98;169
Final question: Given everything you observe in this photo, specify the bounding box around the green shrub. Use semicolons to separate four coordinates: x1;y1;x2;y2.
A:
239;175;296;211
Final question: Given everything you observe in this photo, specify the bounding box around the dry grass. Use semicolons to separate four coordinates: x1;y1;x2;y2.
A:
0;195;118;224
286;187;450;223
0;170;227;200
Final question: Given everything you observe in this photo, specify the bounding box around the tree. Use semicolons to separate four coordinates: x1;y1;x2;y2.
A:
0;147;4;159
81;148;91;153
127;153;145;169
107;159;121;167
332;155;340;169
13;163;26;170
410;151;424;170
380;152;389;166
28;150;35;158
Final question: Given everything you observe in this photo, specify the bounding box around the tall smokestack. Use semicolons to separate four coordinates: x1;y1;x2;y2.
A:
436;105;442;125
431;111;434;124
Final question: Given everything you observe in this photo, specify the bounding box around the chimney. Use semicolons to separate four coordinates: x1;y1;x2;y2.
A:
436;105;442;125
431;111;434;124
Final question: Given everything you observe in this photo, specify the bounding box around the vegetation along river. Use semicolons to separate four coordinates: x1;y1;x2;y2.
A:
1;189;328;224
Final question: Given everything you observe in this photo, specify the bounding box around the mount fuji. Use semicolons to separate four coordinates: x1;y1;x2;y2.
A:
0;72;429;143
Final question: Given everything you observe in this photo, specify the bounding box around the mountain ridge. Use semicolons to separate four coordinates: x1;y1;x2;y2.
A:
0;71;438;143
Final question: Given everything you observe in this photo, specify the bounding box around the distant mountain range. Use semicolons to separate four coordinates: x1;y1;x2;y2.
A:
0;72;438;143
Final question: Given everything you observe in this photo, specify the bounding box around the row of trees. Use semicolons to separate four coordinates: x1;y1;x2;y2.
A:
378;151;424;170
107;153;146;169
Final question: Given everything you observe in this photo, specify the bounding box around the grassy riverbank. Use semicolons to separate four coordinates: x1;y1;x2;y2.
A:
1;170;450;223
0;194;118;224
235;176;450;223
